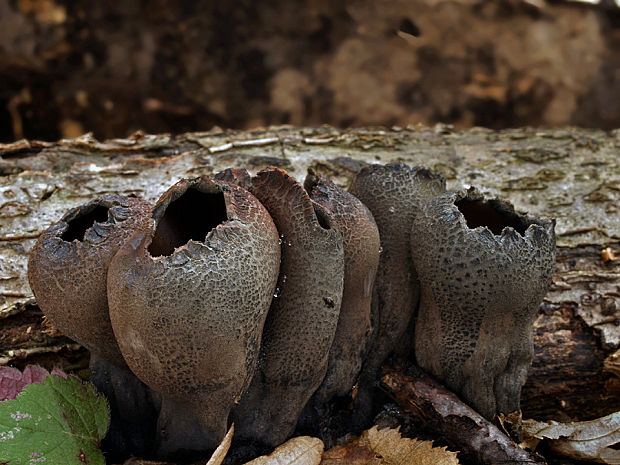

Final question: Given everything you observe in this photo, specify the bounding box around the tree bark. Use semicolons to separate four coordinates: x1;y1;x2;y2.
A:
0;125;618;422
381;366;547;465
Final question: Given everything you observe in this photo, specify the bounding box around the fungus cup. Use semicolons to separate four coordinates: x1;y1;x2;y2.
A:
304;170;380;404
107;177;280;457
348;163;446;381
28;195;152;364
222;167;345;448
411;187;556;419
27;194;156;457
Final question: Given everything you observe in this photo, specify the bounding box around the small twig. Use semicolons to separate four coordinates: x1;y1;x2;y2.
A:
232;137;279;147
207;137;280;153
0;343;83;365
380;365;547;465
0;232;42;241
1;291;29;297
303;136;335;144
557;226;597;236
208;142;234;153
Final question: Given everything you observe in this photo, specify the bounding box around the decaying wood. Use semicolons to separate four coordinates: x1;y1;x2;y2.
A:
0;126;618;423
381;366;547;465
523;286;620;421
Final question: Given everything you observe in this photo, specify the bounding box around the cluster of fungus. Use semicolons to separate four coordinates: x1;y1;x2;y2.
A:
27;163;556;461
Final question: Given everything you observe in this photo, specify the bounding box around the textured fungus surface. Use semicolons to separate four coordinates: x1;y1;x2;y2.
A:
27;194;157;457
27;194;153;365
224;167;345;447
412;188;556;419
348;163;446;382
107;177;280;455
304;171;380;403
23;158;562;459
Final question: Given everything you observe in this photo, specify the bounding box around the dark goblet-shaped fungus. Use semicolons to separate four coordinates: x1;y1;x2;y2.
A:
27;195;157;457
222;167;344;447
107;177;280;457
304;170;380;404
28;195;152;365
348;163;446;381
411;187;556;419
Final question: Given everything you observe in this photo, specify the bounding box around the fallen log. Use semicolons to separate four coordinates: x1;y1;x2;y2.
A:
0;125;618;430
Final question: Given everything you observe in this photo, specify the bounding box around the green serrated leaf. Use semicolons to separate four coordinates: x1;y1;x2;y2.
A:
0;374;110;465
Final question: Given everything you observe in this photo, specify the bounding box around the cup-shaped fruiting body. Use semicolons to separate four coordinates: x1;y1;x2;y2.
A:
28;194;153;365
304;171;380;403
224;167;344;447
107;177;280;455
348;163;446;380
27;195;157;457
411;188;556;419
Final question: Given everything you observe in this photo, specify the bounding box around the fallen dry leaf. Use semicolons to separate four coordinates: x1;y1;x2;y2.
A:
244;436;324;465
601;247;617;263
206;424;235;465
320;425;459;465
523;412;620;464
604;349;620;378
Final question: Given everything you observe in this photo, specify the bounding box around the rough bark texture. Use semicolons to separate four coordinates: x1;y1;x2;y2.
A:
0;125;618;426
381;366;548;465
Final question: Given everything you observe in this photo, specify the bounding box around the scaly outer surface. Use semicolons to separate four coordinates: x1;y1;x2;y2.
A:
305;171;380;402
107;177;280;454
348;163;446;381
27;194;157;457
27;194;153;365
412;188;556;419
228;167;344;447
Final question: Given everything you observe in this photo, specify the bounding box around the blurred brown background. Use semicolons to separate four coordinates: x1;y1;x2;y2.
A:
1;0;619;142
